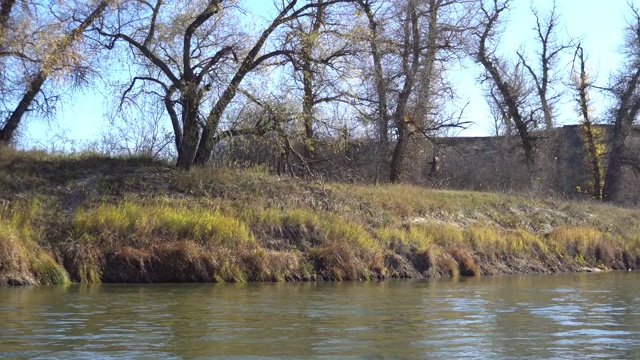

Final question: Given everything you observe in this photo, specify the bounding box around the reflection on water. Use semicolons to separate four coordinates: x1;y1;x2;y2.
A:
1;272;640;359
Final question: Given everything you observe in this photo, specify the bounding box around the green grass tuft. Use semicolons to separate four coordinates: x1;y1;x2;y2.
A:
72;201;254;248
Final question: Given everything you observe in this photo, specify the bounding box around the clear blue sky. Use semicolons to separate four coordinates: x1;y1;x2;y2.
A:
20;0;633;148
452;0;628;136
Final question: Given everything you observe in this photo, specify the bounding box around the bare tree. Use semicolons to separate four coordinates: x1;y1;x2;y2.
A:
357;0;475;183
97;0;352;170
475;0;535;166
355;0;390;144
0;0;111;144
602;4;640;202
279;0;355;161
486;84;512;135
516;0;572;130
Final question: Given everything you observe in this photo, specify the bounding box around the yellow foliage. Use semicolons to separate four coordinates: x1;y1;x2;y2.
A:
578;123;607;199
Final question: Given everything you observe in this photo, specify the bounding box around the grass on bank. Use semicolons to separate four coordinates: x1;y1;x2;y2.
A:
0;198;69;285
2;149;640;284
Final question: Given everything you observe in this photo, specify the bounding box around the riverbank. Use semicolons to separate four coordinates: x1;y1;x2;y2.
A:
1;148;639;285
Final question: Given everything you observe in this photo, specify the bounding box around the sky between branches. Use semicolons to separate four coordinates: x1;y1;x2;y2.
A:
20;0;631;149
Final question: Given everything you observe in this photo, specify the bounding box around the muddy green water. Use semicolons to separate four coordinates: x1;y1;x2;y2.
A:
1;272;639;359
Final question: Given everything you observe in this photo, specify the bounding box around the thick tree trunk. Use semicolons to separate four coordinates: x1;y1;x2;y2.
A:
387;1;420;183
175;130;199;170
175;126;199;169
175;88;202;169
513;114;535;167
389;121;408;183
193;126;212;166
0;73;46;144
389;0;437;184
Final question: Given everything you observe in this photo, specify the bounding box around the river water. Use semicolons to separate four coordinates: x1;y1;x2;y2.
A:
1;272;639;359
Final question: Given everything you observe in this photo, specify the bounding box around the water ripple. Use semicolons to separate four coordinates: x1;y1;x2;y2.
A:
0;273;639;359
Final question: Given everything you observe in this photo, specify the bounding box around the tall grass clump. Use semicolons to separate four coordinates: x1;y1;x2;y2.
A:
72;201;254;247
505;229;548;256
464;224;505;252
547;226;620;265
245;207;385;280
67;200;261;283
377;221;462;253
0;197;69;285
310;215;385;280
376;221;479;277
0;217;68;285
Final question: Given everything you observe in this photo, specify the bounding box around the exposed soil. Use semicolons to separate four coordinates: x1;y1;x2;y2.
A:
1;151;639;286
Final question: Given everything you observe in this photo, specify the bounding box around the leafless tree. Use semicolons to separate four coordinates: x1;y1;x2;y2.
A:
475;0;536;166
356;0;475;183
0;0;111;144
96;0;353;170
278;0;355;161
516;0;573;130
602;4;640;202
354;0;390;144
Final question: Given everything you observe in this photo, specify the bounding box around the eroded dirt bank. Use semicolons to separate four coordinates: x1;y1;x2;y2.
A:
2;150;639;285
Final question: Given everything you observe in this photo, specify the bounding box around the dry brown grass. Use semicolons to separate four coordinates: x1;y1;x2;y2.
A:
0;205;69;285
1;150;640;284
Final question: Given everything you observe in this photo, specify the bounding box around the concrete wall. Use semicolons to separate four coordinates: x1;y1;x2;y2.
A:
430;125;640;203
213;124;640;204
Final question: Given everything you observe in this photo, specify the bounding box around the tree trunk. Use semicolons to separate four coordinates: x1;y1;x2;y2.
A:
301;0;323;159
193;126;212;166
513;114;535;167
0;72;46;144
175;123;199;170
478;2;534;167
583;123;602;199
356;0;389;144
302;57;315;159
573;46;601;198
389;120;408;183
175;87;202;169
0;0;110;145
602;67;640;201
194;0;304;166
541;95;553;129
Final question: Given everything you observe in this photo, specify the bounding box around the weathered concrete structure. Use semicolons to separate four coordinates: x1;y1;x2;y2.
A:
432;125;640;203
215;124;640;205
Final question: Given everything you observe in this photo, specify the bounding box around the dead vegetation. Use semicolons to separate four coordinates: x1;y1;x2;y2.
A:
1;148;639;285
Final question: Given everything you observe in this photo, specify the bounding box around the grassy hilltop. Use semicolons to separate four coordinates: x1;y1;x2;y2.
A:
1;147;640;286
